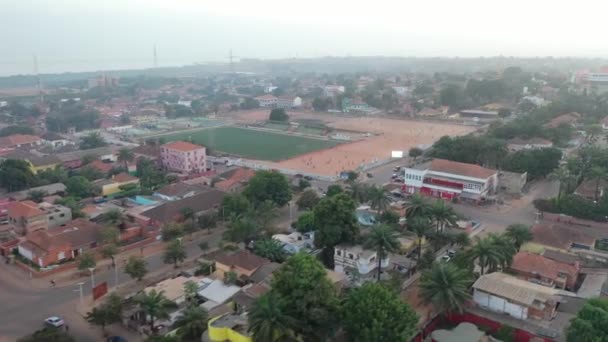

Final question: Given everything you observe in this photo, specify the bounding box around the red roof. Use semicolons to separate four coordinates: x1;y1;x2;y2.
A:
162;141;205;152
112;173;138;183
22;218;103;255
87;160;114;174
531;222;596;250
7;201;44;218
510;252;579;282
0;134;41;148
215;168;255;191
429;159;497;179
544;112;581;128
214;250;270;272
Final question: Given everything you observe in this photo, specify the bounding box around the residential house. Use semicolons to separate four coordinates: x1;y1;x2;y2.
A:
7;201;48;234
272;231;314;254
213;250;270;281
392;86;409;96
161;141;207;174
140;188;225;227
42;132;73;149
507;137;554;152
7;183;66;201
472;272;562;321
94;173;139;197
17;218;103;267
342;98;378;114
323;85;345;97
132;144;161;165
0;151;62;174
207;313;252;342
543;112;581;129
458;109;499;120
57;146;117;169
197;277;242;311
402;159;498;202
86;160;115;174
153;182;208;201
0;134;42;149
36;202;72;229
334;244;388;276
574;178;605;202
276;95;302;109
143;276;191;305
214;168;255;193
254;95;278;108
510;252;580;290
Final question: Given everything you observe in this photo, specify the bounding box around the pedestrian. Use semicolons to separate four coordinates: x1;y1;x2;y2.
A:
50;280;56;287
65;324;69;332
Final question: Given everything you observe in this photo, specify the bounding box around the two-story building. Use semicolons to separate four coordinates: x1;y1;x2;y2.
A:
276;96;302;109
7;201;49;234
334;244;388;276
254;95;278;108
213;250;270;281
402;159;498;202
160;141;207;174
510;252;580;290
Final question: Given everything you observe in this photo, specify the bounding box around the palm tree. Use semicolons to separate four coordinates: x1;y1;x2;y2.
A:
486;233;516;272
469;236;503;275
505;224;533;251
588;166;607;202
117;148;134;172
134;289;177;334
180;207;197;240
429;200;458;233
248;293;299;342
173;306;208;341
368;186;391;212
405;193;430;219
407;216;432;261
347;181;370;204
364;225;400;281
254;239;286;262
419;262;473;315
550;166;573;203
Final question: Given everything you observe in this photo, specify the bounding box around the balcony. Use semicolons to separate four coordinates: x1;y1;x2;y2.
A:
423;177;464;190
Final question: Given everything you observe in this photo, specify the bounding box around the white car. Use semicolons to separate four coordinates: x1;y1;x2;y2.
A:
45;316;65;328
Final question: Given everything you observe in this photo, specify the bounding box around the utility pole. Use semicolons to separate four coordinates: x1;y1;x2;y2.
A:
75;282;84;307
33;54;43;103
88;267;96;289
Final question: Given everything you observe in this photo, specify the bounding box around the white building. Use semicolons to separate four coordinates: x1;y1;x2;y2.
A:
334;244;388;275
392;86;409;96
264;86;278;93
521;95;549;107
272;231;314;254
255;95;278;108
403;159;498;202
323;85;345;97
276;96;302;109
507;137;554;151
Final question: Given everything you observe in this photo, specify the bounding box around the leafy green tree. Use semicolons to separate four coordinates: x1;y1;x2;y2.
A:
409;147;423;160
77;251;96;271
183;280;199;307
498;108;512;118
368;185;391;212
254;239;286;262
346;181;369;204
418;248;436;270
78;166;105;181
117;148;134;171
295;211;315;233
439;84;466;109
566;298;608;342
407;216;432;260
66;176;96;198
550;165;574;203
240;97;260;110
221;194;251;219
136;158;168;191
248;292;299;342
419;263;473;314
313;193;359;267
502;148;562;179
173;306;208;341
364;225;400;281
161;223;185;242
270;253;339;341
0;125;35;137
98;209;125;226
296;189;319;210
134;289;178;334
26;190;47;203
429;200;458;233
0;159;37;191
124;256;148;281
269;108;289;122
244;171;292;207
198;212;217;234
224;215;259;243
17;327;75;342
164;240;187;268
79;132;107;149
588;166;607;202
378;210;399;225
325;184;343;197
250;200;279;232
86;293;123;334
342;283;418;342
180;207;197;240
505;224;532;251
297;178;311;191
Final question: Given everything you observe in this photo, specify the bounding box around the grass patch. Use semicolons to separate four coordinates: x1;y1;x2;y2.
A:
162;126;339;161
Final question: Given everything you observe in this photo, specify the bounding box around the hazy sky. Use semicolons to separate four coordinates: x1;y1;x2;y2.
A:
1;0;607;76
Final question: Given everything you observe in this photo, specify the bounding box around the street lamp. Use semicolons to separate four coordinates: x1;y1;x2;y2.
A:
114;260;119;288
288;201;293;223
88;267;96;289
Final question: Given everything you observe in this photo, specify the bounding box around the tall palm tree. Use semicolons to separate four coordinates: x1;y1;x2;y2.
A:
173;306;208;341
406;193;430;219
368;185;391;212
180;207;197;240
407;216;432;261
419;262;473;315
429;200;458;233
505;224;533;251
117;148;134;172
588;166;607;202
364;225;400;281
248;293;299;342
347;181;370;204
486;233;516;272
469;236;503;275
550;166;573;203
134;290;177;334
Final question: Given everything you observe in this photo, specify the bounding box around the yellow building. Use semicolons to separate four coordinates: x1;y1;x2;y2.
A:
207;314;252;342
95;173;139;196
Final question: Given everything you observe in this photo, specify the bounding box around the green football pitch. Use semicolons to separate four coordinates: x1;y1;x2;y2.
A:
161;126;339;161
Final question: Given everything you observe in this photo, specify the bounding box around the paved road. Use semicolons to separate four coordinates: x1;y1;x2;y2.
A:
0;230;224;342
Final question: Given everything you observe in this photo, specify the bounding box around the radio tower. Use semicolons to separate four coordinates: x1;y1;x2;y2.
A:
33;54;43;103
153;44;158;68
228;49;238;74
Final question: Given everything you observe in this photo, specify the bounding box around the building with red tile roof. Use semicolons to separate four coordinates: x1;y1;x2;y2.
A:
403;159;498;202
213;250;270;281
543;112;581;129
86;160;115;174
161;141;207;174
510;252;580;290
0;134;42;149
215;168;256;193
7;201;47;234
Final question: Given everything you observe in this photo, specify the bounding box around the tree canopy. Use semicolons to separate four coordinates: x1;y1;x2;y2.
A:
269;108;289;122
244;170;292;207
566;298;608;342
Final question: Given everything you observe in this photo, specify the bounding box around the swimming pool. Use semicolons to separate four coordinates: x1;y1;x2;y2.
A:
130;196;158;206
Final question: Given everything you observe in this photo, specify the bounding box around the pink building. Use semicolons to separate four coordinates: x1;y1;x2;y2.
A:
160;141;207;174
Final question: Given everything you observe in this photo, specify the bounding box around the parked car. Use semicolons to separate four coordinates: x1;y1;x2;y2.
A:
44;316;64;328
447;249;456;257
366;172;373;178
393;166;401;172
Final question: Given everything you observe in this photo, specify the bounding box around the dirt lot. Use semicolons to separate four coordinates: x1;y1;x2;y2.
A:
223;110;477;176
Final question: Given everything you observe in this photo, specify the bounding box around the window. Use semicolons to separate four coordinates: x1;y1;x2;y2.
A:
336;250;342;256
59;214;65;218
49;216;54;220
348;253;354;260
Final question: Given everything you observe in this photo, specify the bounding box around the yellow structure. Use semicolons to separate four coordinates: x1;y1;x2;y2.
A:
95;173;139;196
207;314;252;342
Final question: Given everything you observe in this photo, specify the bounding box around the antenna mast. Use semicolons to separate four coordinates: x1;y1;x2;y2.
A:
33;54;43;103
